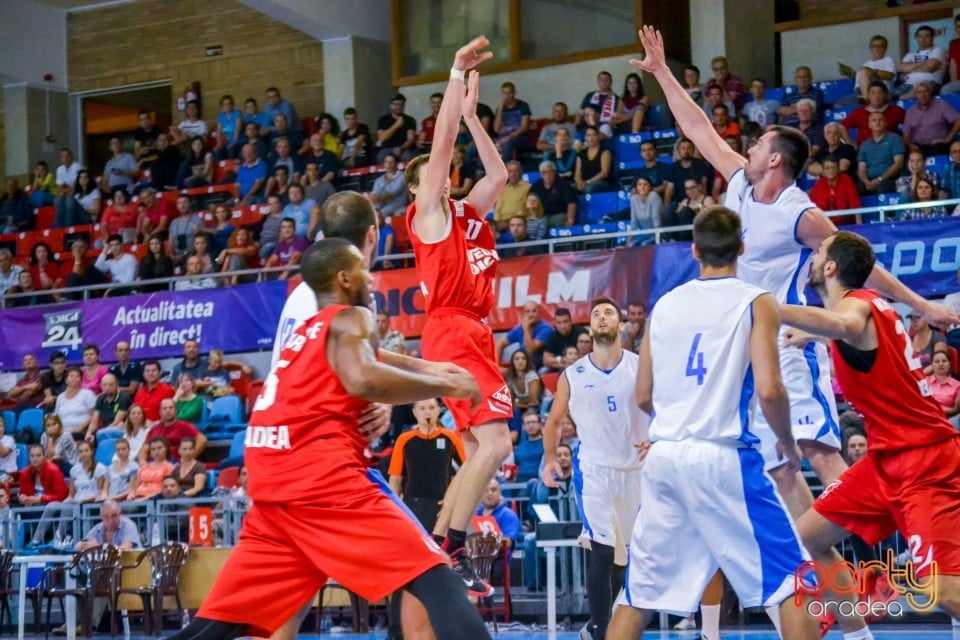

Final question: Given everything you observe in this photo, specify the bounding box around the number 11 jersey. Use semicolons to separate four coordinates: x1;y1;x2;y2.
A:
648;277;767;446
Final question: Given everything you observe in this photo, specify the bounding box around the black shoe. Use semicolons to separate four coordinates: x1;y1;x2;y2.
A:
450;548;494;598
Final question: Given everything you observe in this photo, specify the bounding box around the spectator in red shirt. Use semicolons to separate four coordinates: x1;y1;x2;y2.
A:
18;444;70;506
942;15;960;96
839;81;905;148
140;398;206;464
705;55;746;113
100;187;138;243
7;353;45;409
132;360;174;422
418;92;443;152
134;188;170;243
808;156;862;226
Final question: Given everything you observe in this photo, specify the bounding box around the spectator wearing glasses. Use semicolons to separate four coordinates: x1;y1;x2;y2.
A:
837;35;897;105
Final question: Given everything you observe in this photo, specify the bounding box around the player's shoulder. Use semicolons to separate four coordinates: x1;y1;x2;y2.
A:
393;429;417;447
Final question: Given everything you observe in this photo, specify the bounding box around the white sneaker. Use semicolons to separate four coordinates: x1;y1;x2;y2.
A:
673;615;697;631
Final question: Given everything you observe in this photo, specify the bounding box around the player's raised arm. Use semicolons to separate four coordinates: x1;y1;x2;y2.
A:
635;321;653;415
748;294;799;469
631;26;745;180
540;372;571;488
329;306;481;406
797;217;960;329
462;70;508;216
412;36;493;241
780;297;872;343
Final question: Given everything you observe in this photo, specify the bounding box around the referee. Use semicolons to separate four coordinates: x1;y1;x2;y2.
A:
388;398;465;531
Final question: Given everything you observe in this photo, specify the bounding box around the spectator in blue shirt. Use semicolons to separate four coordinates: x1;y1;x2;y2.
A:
236;143;267;205
282;184;318;240
515;410;545;482
215;95;243;160
474;478;522;558
945;141;960;199
857;110;905;195
263;86;301;134
497;300;554;370
494;81;532;162
242;98;272;129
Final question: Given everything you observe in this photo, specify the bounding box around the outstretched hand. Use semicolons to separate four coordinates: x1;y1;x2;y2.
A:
463;70;480;119
629;25;667;75
453;35;494;72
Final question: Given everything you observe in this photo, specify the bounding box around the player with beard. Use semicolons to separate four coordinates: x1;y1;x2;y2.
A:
632;25;957;635
168;239;490;640
541;297;650;640
781;231;960;635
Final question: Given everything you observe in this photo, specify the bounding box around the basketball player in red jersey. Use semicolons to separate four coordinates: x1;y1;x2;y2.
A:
781;231;960;634
403;36;513;598
169;238;491;640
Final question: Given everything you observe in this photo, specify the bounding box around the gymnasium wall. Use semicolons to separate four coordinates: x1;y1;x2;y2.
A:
67;0;326;121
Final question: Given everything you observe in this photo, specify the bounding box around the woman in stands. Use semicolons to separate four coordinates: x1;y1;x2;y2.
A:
616;72;649;134
72;169;101;224
808;156;862;226
928;348;960;428
215;95;243;161
545;128;577;181
30;160;57;208
104;437;138;502
99;187;137;244
574;125;613;194
171;436;207;498
5;271;53;308
316;113;342;159
54;367;96;441
505;349;542;443
523;193;548;241
217;226;260;286
128;436;175;500
449;144;476;199
186;232;215;274
900;176;949;221
197;348;242;398
895;150;943;202
137;232;174;293
29;439;106;546
174;374;203;424
28;242;62;295
682;65;703;104
178;136;214;189
0;415;18;481
629;176;663;244
668;178;715;240
40;414;77;477
910;311;947;376
210;203;235;256
121;405;151;463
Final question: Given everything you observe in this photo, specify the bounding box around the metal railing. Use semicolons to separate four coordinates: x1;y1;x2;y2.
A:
4;197;959;308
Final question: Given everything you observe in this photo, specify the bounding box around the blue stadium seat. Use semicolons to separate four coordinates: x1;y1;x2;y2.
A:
95;439;116;467
764;87;786;103
942;94;960;111
895;98;917;111
615;133;649;170
826;107;852;123
651;129;679;143
228;431;246;460
579;191;620;224
16;409;44;440
817;78;854;104
207;395;242;426
927;155;949;177
646;104;674;131
15;444;29;470
522;171;541;184
1;410;14;432
860;195;880;208
876;192;904;206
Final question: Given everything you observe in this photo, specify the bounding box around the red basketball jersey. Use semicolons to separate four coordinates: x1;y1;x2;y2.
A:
245;304;370;502
831;289;956;452
406;198;497;317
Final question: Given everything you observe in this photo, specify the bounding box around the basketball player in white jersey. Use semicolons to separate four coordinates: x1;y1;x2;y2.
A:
608;206;819;640
541;297;650;640
632;25;957;516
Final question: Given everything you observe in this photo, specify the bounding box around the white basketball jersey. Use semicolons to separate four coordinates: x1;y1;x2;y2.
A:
271;282;318;366
648;277;766;446
565;350;650;469
723;169;814;305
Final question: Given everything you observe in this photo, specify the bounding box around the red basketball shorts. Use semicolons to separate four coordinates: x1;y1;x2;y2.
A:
813;436;960;577
197;473;446;636
421;311;512;431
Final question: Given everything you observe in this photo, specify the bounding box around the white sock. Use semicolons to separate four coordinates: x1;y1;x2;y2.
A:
700;603;721;639
842;628;874;640
764;604;784;637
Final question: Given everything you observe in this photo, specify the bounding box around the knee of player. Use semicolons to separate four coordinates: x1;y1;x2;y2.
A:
936;580;960;618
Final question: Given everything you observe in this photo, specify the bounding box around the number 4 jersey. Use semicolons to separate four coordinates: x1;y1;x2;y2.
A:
406;198;497;318
648;277;767;446
831;289;956;452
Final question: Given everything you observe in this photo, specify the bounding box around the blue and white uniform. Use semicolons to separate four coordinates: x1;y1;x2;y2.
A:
619;277;808;614
724;168;841;469
566;350;649;565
